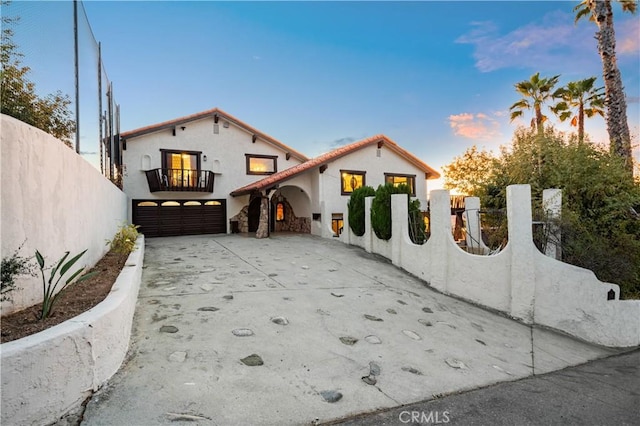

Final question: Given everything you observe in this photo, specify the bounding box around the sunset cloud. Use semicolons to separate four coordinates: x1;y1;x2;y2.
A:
449;112;501;140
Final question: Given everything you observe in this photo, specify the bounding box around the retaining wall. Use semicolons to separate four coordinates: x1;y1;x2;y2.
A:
0;237;144;426
340;186;640;348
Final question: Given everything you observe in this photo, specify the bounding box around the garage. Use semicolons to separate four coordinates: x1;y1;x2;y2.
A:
132;199;227;237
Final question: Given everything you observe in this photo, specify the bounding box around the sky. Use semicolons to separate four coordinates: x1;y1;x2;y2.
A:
6;1;640;188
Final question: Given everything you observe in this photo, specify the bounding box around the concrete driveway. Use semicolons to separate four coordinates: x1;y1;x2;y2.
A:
82;234;616;425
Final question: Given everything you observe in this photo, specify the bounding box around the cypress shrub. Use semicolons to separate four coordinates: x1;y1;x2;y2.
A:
347;186;375;236
371;183;416;240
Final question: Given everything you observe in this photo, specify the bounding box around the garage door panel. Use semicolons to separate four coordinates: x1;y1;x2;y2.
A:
133;199;226;237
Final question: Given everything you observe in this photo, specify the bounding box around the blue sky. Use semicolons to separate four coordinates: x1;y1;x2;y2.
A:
8;1;640;185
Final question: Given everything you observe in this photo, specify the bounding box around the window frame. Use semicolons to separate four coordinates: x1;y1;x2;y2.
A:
384;173;416;196
246;154;278;175
340;169;366;195
160;149;202;171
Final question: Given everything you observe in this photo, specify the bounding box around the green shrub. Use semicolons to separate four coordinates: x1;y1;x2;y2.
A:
347;186;375;236
36;249;96;320
1;242;36;302
371;183;415;240
106;223;140;255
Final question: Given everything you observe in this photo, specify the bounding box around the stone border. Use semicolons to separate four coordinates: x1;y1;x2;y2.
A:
0;237;145;426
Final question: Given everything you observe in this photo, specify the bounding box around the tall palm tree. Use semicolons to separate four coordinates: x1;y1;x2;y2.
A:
574;0;636;170
509;73;563;134
554;77;605;143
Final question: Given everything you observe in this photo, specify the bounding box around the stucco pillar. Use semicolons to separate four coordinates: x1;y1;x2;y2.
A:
341;204;351;244
391;193;408;266
507;184;536;323
364;196;374;253
542;188;562;260
428;190;452;293
464;197;489;255
255;196;269;239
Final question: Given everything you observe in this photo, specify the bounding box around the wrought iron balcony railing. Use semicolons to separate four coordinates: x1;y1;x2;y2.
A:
144;168;215;193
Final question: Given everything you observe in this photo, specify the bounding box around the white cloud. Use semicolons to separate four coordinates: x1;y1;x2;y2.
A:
449;112;501;140
457;11;599;73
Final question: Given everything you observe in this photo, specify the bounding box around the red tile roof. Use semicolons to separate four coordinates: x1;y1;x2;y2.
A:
120;107;309;162
230;134;440;197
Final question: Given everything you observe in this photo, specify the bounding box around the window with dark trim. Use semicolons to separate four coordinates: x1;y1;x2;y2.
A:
160;149;202;188
340;170;366;195
246;154;277;175
332;213;344;236
384;173;416;196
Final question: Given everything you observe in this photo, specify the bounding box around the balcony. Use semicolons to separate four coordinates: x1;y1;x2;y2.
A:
145;168;215;193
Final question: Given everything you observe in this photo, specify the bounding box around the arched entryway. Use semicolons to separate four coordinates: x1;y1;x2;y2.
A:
270;186;311;233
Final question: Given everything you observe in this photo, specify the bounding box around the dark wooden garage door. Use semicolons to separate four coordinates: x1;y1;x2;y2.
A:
132;199;227;237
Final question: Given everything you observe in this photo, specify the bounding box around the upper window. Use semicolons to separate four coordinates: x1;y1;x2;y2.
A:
341;170;366;195
161;150;201;171
246;154;277;175
385;173;416;196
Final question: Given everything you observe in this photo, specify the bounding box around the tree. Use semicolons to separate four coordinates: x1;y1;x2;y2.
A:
574;0;636;170
555;77;605;144
483;126;640;298
509;72;564;134
1;2;75;145
442;145;497;195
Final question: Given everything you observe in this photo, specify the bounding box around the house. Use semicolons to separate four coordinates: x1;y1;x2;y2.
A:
120;108;440;238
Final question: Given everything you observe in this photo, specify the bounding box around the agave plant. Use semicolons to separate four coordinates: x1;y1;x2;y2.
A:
35;249;96;320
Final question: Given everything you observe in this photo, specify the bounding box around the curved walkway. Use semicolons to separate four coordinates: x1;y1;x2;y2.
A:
82;234;619;425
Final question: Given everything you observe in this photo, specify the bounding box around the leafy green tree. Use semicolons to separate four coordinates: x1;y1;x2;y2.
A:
442;145;498;195
370;183;419;241
1;2;75;145
574;0;636;170
486;127;640;298
554;77;605;144
509;73;564;134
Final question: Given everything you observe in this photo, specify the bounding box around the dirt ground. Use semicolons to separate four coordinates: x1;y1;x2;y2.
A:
0;251;127;344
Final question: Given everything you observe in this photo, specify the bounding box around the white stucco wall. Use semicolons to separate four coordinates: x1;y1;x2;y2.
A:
1;115;128;315
122;116;304;227
1;236;144;426
341;186;640;348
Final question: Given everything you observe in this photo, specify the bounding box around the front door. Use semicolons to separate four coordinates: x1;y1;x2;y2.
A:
248;197;261;232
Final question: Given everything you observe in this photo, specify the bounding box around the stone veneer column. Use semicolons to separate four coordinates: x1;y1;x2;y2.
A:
255;196;269;239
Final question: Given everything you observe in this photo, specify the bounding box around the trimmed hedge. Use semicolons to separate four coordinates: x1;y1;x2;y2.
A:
371;183;419;241
347;186;375;236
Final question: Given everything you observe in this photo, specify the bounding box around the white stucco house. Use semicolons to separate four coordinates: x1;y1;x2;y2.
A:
120;108;440;238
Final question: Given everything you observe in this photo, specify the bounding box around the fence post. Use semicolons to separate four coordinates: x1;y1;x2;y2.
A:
391;193;408;266
507;184;536;323
364;196;374;253
428;190;452;293
464;197;489;254
542;188;562;260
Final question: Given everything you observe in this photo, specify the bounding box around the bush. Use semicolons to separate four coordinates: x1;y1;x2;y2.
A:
107;223;140;255
1;242;35;302
371;183;416;240
347;186;375;236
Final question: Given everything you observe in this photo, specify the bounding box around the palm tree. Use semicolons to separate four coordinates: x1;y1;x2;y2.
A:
574;0;636;170
509;73;563;134
554;77;605;143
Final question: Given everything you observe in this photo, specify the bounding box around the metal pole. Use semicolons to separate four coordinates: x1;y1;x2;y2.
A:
74;0;80;154
98;42;103;174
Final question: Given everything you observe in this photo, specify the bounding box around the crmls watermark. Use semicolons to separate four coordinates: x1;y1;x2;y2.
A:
398;410;450;424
